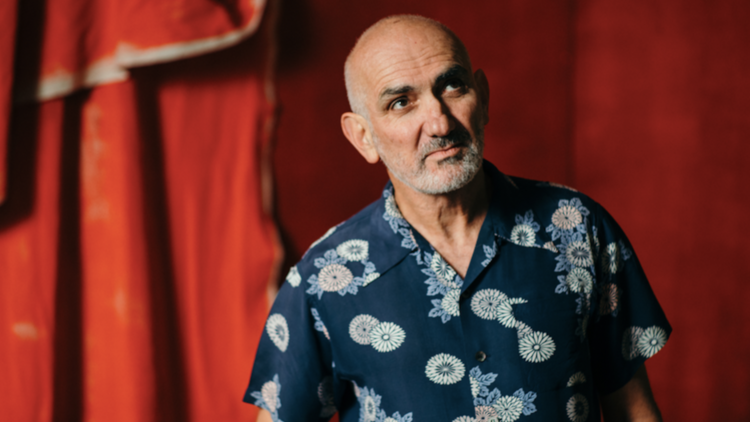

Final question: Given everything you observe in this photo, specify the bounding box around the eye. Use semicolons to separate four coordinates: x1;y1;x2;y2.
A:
444;79;466;94
390;97;409;110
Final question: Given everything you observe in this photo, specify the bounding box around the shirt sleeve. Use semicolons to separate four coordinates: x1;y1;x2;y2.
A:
243;265;337;421
587;204;672;395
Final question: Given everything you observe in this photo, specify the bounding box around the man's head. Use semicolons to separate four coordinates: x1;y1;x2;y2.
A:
341;15;489;195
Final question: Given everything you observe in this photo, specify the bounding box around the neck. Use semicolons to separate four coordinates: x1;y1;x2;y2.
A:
390;167;490;276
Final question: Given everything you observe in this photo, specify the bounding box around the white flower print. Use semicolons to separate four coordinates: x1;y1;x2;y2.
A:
362;394;379;422
470;376;481;398
510;224;536;247
310;226;336;250
566;393;589;422
349;314;380;345
566;267;593;294
516;322;533;339
566;372;586;387
261;380;279;411
622;327;644;360
442;289;461;317
518;331;556;363
475;405;499;422
496;297;528;329
385;193;404;220
471;289;508;320
318;263;354;292
370;322;406;353
363;272;380;287
425;353;466;385
285;266;301;287
266;314;289;352
598;283;619;316
337;239;369;262
318;376;337;418
310;308;330;340
552;205;582;231
566;240;593;268
543;241;558;253
384;418;397;422
453;417;477;422
493;395;524;422
637;326;667;358
602;242;621;274
431;252;458;287
481;241;498;267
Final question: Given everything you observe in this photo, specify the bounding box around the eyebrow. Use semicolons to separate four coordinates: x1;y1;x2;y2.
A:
378;64;471;103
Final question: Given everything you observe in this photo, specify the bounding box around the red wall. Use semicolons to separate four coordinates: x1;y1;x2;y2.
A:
272;1;750;420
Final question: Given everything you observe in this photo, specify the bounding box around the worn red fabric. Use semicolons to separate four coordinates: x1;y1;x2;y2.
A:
0;2;277;421
273;1;750;421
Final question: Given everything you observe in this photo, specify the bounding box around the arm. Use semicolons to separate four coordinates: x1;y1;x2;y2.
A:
600;365;663;422
256;408;273;422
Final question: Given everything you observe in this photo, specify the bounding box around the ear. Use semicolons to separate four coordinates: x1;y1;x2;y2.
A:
341;112;380;164
474;68;490;125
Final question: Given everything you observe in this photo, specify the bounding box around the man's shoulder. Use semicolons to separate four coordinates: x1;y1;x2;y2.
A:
499;173;604;215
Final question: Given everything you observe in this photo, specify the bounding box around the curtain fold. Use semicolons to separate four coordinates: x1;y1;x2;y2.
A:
0;1;279;420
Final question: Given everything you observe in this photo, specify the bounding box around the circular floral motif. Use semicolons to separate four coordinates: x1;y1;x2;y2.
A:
603;242;621;274
431;253;459;287
518;331;556;363
261;380;279;410
566;393;589;422
622;326;644;360
493;395;524;422
453;417;477;422
637;326;667;358
370;322;406;353
336;239;369;262
566;240;593;268
475;405;499;422
384;418;397;422
598;283;619;315
349;314;380;345
425;353;466;385
442;289;461;317
266;313;289;352
496;299;522;328
385;195;404;219
318;263;354;292
318;376;334;404
566;371;586;387
510;224;536;247
552;205;582;230
566;267;593;294
362;395;378;422
471;289;507;320
286;265;301;287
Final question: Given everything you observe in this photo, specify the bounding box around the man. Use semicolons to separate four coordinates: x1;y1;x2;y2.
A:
246;15;670;422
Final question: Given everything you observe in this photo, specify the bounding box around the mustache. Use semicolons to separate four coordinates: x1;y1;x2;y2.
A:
420;128;473;157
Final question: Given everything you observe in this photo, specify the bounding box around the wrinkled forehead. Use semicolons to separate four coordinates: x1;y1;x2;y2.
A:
352;22;472;101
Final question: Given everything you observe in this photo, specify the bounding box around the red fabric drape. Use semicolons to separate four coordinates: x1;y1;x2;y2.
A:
0;1;278;421
273;1;750;421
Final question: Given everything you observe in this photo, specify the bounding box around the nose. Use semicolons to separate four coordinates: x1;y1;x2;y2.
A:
423;95;454;137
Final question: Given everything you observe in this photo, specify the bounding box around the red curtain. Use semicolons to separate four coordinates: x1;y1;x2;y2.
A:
0;0;277;421
273;1;750;421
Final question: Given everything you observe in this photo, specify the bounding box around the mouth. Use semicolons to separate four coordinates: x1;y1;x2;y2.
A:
426;143;465;161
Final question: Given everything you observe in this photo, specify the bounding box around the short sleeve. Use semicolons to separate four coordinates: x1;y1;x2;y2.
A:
587;205;672;395
243;270;338;421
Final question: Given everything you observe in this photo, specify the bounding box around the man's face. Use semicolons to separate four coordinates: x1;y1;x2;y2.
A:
359;25;488;195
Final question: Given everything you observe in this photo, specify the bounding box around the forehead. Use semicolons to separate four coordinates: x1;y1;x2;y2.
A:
357;24;469;100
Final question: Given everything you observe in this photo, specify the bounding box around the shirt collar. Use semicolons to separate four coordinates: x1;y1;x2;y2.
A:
364;160;520;286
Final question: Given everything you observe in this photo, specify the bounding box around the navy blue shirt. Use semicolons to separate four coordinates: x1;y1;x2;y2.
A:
244;161;671;422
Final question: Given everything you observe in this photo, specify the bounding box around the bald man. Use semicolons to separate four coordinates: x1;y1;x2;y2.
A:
245;15;670;422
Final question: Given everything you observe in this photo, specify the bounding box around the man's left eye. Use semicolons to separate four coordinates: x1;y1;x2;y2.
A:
445;80;466;93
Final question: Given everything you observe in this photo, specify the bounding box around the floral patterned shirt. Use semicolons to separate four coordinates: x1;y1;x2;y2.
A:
244;161;671;422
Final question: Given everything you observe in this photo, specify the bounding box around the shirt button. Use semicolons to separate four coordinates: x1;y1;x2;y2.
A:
475;351;487;362
461;292;470;301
